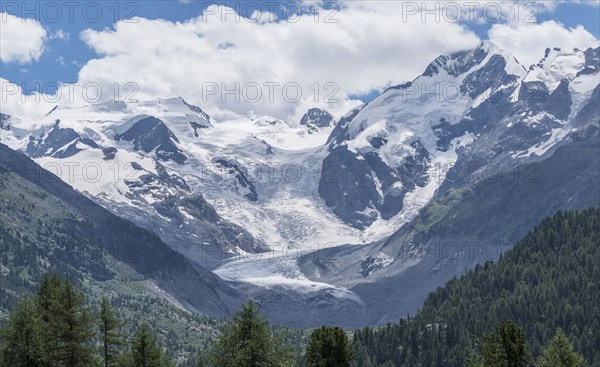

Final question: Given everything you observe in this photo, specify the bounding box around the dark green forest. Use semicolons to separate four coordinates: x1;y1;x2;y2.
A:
0;274;351;367
351;208;600;367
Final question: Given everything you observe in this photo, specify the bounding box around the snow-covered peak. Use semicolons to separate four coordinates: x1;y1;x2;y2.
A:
140;97;209;120
524;47;591;92
483;41;528;77
318;42;587;230
300;108;335;133
4;97;214;150
419;41;526;81
480;40;500;52
335;42;525;158
138;97;212;133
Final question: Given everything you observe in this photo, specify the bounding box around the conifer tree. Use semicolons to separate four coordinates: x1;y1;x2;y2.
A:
35;274;96;367
130;323;172;367
0;297;46;367
55;279;97;367
536;329;587;367
208;301;294;367
480;320;530;367
305;326;355;367
98;298;123;367
36;273;65;366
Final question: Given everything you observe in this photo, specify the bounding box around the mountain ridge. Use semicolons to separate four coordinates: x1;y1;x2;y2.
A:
1;42;598;327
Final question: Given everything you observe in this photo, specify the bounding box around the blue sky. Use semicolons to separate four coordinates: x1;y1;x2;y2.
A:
1;0;599;107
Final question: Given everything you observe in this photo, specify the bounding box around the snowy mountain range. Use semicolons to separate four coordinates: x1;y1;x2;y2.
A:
320;42;598;230
1;42;598;326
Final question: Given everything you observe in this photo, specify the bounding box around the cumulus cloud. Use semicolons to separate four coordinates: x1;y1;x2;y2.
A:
5;2;598;123
489;20;600;67
76;3;480;121
0;13;47;63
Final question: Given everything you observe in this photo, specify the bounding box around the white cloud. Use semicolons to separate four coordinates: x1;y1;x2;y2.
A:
76;3;480;121
0;77;55;121
489;20;600;67
0;13;47;63
50;29;70;41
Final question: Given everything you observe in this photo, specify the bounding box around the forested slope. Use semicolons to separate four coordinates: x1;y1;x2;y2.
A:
352;208;600;367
